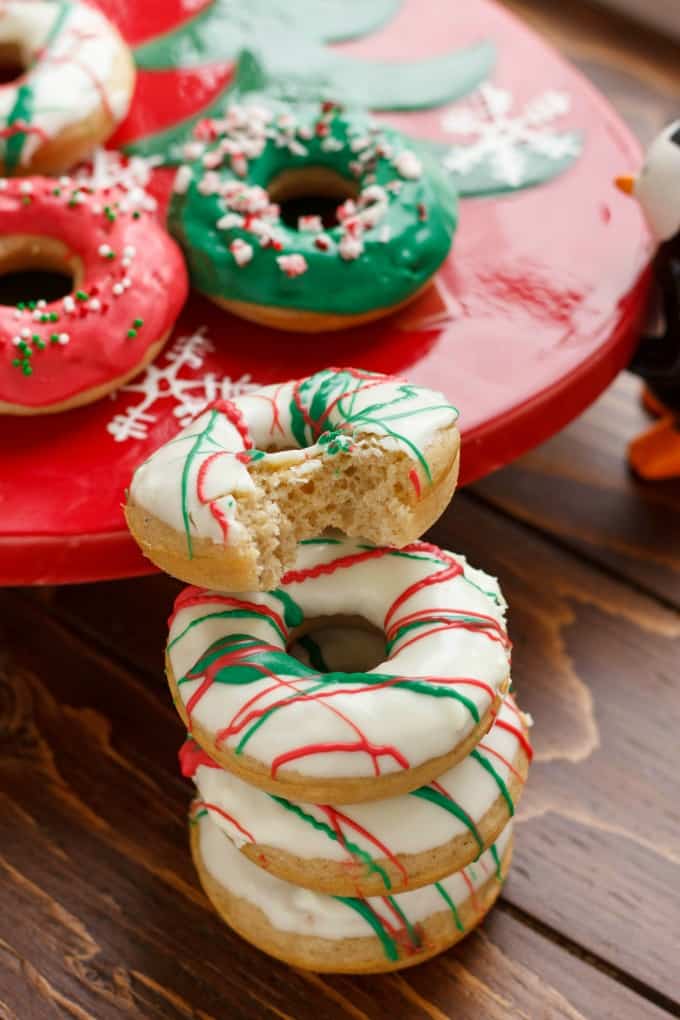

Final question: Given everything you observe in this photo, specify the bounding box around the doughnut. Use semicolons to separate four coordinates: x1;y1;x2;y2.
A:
168;97;457;332
0;2;135;175
165;536;512;804
181;692;531;896
191;807;513;973
126;367;460;590
0;177;188;414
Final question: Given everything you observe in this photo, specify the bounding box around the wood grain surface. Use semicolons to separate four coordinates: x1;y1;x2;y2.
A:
3;2;680;1018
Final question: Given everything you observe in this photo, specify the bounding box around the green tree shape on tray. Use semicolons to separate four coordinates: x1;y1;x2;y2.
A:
126;0;582;196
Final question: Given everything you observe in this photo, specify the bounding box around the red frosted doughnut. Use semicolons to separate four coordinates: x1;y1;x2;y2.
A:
0;176;188;414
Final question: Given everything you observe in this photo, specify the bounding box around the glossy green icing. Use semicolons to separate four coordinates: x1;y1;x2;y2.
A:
168;99;457;316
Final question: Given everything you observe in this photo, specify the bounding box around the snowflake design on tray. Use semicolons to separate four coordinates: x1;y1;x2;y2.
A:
106;328;258;442
440;83;582;195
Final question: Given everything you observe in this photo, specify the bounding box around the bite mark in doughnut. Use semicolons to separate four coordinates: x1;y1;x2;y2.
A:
126;367;461;590
168;98;457;331
165;536;512;804
0;176;188;414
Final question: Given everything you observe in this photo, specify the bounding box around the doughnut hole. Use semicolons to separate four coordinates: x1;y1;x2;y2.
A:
0;236;82;306
0;41;27;86
288;616;385;673
267;166;359;230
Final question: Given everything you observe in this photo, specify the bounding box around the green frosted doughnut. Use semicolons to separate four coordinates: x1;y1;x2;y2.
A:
167;97;457;320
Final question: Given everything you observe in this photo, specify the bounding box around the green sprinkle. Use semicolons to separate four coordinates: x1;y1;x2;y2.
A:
75;290;88;301
32;333;40;342
52;187;61;196
133;318;143;328
127;328;137;339
28;301;36;310
21;195;31;205
49;312;58;322
16;302;24;310
22;362;32;375
106;251;115;260
50;333;60;343
35;338;46;350
11;357;20;367
132;210;141;219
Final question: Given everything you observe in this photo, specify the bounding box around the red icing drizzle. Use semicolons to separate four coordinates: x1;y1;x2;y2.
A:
192;799;255;843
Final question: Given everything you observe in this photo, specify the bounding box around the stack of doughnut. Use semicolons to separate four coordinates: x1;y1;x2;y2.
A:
126;366;533;973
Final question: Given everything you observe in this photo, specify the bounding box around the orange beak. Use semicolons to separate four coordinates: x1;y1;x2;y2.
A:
615;174;635;195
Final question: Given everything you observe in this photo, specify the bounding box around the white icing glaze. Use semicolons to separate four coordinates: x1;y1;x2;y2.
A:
167;536;511;779
129;368;459;546
0;2;131;169
633;119;680;242
195;809;512;943
188;693;529;864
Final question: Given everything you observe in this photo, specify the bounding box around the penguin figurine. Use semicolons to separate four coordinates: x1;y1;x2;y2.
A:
616;118;680;479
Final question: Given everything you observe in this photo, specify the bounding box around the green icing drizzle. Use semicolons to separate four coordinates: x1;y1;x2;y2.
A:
269;795;393;889
409;787;484;855
434;881;465;932
4;85;35;173
490;842;502;881
270;590;304;629
167;98;457;316
470;750;514;817
333;897;399;961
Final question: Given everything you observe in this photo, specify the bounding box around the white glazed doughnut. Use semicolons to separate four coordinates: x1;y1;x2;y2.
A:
126;367;460;590
191;808;513;973
166;536;512;804
0;2;135;175
181;693;531;896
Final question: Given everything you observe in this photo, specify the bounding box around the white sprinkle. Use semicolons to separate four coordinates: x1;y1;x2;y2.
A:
89;298;101;312
393;150;422;179
378;225;391;243
11;335;22;346
197;171;221;196
229;239;254;266
182;141;205;162
37;299;46;309
32;310;42;321
63;295;76;313
173;165;193;194
339;234;364;260
12;309;22;319
276;253;308;277
123;245;136;259
112;282;124;296
58;332;70;345
122;277;132;289
19;181;33;194
98;243;112;257
59;176;71;187
20;327;31;338
202;149;223;170
321;136;344;152
297;214;323;233
217;212;244;230
0;179;8;190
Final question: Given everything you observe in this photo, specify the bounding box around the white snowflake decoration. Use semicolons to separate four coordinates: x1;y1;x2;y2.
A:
106;328;259;442
441;84;580;188
73;148;161;213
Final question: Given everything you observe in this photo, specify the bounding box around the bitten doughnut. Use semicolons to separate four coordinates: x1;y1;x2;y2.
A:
191;807;513;973
165;536;512;804
168;97;457;331
126;367;460;589
0;2;135;175
181;693;531;896
0;177;188;414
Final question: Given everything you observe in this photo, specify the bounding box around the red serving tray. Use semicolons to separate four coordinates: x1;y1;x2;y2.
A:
0;0;651;584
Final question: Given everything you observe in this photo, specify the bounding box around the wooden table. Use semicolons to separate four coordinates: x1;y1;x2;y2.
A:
2;4;680;1017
